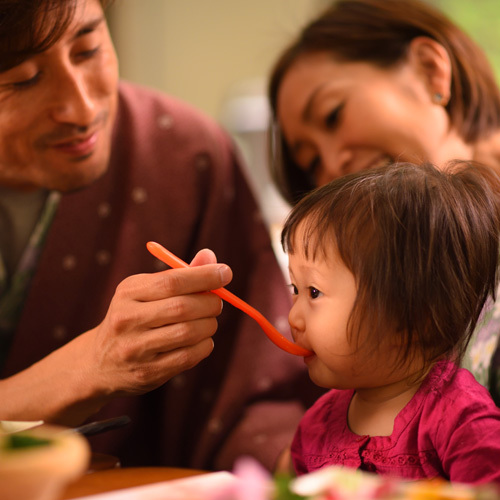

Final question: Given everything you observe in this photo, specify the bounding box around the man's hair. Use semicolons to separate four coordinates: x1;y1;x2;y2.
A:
281;161;500;371
269;0;500;205
0;0;111;72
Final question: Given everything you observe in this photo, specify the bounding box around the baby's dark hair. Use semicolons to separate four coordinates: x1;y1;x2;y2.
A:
281;161;500;370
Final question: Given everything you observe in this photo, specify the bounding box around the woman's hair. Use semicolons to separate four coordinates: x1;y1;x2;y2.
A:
0;0;112;72
269;0;500;205
281;161;500;371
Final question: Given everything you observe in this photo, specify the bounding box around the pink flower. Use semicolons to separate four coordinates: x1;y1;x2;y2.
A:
208;457;274;500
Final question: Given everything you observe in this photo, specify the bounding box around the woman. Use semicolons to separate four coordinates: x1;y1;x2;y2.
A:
268;0;500;403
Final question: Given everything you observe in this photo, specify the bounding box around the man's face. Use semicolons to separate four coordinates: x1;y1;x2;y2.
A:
0;0;119;191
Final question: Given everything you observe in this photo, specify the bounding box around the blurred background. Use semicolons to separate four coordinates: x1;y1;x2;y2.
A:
106;0;330;240
106;0;500;263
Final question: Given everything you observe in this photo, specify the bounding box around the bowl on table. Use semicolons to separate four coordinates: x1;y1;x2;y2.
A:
0;423;90;500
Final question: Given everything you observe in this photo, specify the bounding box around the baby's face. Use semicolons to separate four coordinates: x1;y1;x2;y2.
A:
287;239;405;390
287;243;359;389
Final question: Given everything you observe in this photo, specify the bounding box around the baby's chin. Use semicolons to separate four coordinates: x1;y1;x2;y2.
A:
306;365;353;390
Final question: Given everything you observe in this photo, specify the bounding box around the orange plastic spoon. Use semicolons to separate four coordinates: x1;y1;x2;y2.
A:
147;241;312;357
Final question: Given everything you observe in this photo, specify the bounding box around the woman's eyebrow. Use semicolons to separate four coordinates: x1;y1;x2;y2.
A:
302;82;328;121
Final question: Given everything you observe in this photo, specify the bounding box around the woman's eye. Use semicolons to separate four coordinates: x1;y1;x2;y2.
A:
324;104;343;129
309;287;322;299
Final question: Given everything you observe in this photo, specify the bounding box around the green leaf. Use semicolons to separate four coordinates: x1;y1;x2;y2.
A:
273;474;307;500
4;434;53;450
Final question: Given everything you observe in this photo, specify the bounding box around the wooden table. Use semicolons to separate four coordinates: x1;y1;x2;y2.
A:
59;466;207;499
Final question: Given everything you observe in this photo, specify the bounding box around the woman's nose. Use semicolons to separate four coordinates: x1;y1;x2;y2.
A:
49;65;97;126
316;144;354;185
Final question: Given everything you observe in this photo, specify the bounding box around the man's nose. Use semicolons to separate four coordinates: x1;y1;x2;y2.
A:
49;65;97;126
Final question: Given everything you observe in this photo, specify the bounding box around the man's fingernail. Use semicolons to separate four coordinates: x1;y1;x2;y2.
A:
217;264;232;285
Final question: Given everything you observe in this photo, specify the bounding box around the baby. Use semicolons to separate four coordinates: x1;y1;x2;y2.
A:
281;161;500;484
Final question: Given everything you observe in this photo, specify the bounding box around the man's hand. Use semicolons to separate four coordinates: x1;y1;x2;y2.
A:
0;249;232;425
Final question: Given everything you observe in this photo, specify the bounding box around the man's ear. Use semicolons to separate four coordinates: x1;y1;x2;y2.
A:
407;36;452;105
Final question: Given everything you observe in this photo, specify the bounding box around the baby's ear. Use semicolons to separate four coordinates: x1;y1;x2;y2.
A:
407;36;452;106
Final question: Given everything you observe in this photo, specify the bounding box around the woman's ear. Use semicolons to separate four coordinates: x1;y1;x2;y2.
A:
407;36;452;106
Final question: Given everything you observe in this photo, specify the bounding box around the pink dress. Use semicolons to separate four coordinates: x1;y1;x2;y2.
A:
291;360;500;484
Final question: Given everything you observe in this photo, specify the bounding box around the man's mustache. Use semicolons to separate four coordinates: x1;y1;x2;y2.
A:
34;110;108;148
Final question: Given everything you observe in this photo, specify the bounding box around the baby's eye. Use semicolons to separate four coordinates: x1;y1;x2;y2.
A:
288;284;298;295
309;287;322;299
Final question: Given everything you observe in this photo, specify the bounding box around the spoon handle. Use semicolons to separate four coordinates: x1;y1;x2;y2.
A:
146;241;312;357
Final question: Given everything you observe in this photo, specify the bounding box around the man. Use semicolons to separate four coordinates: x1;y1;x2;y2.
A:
0;0;321;470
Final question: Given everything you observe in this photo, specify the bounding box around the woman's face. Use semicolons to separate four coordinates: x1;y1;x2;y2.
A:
277;52;470;186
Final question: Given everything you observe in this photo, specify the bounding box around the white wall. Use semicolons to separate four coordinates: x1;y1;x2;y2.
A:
107;0;327;119
107;1;327;253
